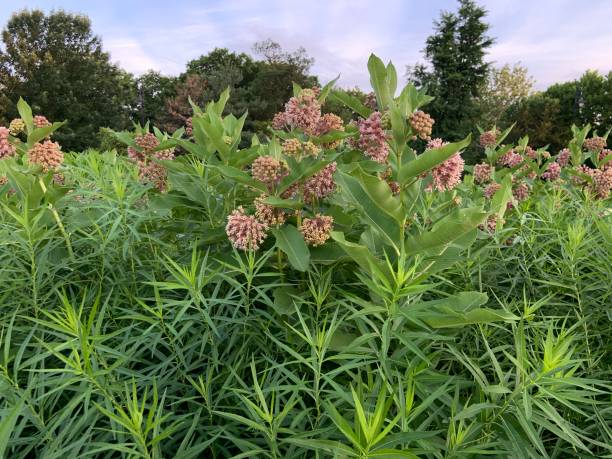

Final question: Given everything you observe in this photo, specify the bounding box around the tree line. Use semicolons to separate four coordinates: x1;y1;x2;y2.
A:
1;3;611;159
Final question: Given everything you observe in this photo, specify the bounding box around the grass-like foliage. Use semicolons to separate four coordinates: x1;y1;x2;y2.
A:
0;55;610;458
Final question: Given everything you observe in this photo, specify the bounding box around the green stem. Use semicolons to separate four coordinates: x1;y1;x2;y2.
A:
39;177;75;262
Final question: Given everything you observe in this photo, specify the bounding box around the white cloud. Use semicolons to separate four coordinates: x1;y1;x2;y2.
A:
97;38;163;74
6;0;611;90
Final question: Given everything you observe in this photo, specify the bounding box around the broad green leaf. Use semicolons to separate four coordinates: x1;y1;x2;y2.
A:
262;196;303;210
272;225;310;272
17;97;33;132
212;165;267;192
292;82;303;97
330;89;372;118
335;168;403;252
318;75;340;102
422;306;518;328
404;207;486;256
309;243;350;265
368;54;392;109
331;231;391;281
490;174;512;221
27;121;66;145
398;135;471;183
401;292;518;328
113;130;137;148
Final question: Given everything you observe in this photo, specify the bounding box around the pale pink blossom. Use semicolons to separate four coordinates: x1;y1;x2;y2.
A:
300;214;333;246
226;207;268;250
358;112;389;163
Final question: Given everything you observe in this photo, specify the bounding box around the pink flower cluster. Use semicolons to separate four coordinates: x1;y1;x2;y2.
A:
0;127;16;159
588;168;612;199
273;88;321;134
409;111;434;140
497;150;523;168
127;133;175;191
364;92;377;110
541;162;561;181
583;136;606;153
473;163;493;184
251;156;287;187
358;112;389;163
479;215;504;233
599;149;611;170
226;207;268;250
513;181;530;202
483;182;501;199
304;162;337;203
556;148;571;167
254;195;286;227
523;146;536;159
479;130;498;148
28;140;64;172
33;115;51;129
424;139;464;192
300;214;334;246
138;162;169;191
315;113;345;148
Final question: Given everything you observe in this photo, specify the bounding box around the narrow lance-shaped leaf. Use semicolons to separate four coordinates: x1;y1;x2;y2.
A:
318;75;340;103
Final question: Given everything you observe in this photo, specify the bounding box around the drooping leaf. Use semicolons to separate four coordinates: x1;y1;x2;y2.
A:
335;168;403;252
272;224;310;272
331;231;392;281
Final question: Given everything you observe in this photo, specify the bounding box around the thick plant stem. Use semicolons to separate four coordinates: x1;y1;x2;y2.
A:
38;177;75;262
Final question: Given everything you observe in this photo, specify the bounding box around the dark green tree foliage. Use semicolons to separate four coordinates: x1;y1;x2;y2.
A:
178;42;317;139
134;71;177;125
502;71;612;151
0;10;135;151
503;94;563;149
408;0;493;142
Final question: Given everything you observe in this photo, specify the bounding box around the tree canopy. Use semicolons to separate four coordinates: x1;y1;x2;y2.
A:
408;0;494;142
0;9;135;151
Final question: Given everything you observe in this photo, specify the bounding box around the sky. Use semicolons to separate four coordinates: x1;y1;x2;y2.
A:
1;0;611;90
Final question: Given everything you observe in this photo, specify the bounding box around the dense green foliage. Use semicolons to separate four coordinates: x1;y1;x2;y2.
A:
408;0;494;144
0;10;135;151
504;71;612;152
3;4;612;160
0;54;610;458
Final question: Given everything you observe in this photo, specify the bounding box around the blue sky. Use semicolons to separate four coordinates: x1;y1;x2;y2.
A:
2;0;611;90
